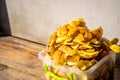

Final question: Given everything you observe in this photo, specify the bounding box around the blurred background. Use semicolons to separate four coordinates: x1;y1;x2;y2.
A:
1;0;120;44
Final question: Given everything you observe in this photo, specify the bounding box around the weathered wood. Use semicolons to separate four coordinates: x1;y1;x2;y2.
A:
0;36;45;80
0;36;44;52
0;64;43;80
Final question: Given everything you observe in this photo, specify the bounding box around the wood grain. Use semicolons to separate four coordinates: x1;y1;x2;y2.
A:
0;36;45;80
0;64;43;80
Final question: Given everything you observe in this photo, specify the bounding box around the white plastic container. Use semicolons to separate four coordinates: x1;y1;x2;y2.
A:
38;50;115;80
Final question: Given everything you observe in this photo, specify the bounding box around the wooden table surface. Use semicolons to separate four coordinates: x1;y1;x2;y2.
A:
0;36;45;80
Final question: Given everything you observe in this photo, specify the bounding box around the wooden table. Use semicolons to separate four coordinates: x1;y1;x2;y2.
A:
0;36;45;80
0;36;120;80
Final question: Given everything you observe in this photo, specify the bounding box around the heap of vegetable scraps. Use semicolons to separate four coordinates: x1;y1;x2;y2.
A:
45;18;120;71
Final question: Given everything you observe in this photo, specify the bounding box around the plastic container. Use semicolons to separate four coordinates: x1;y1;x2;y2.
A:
38;50;115;80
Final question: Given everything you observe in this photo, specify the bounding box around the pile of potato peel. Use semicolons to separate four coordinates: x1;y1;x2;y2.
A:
45;18;120;71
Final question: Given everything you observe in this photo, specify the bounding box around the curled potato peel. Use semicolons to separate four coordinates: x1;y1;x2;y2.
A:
80;49;102;59
110;38;119;44
68;26;78;36
74;59;97;71
57;24;68;37
71;42;79;50
66;55;80;66
69;18;86;27
84;31;92;41
90;26;103;39
73;33;84;42
110;45;120;53
77;49;102;59
91;38;100;44
59;45;77;56
53;50;65;65
56;34;70;43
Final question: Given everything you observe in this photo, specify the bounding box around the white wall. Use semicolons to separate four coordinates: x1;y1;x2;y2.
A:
6;0;120;44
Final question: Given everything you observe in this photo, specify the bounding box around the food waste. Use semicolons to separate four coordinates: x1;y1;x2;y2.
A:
44;18;120;80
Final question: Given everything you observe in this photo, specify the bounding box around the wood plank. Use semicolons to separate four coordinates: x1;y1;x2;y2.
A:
0;36;44;52
0;47;45;79
0;36;45;79
0;63;43;80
